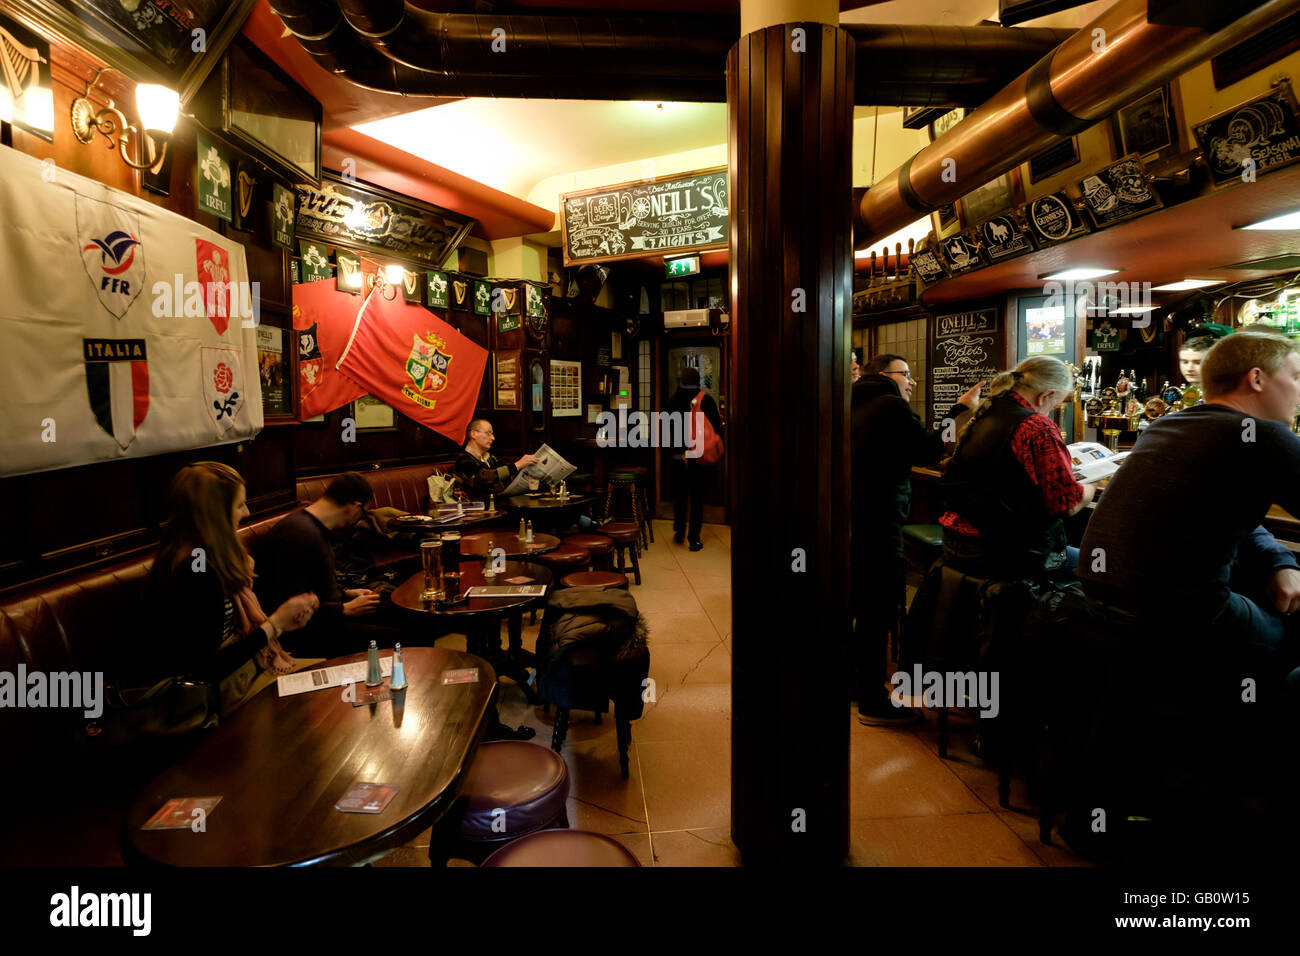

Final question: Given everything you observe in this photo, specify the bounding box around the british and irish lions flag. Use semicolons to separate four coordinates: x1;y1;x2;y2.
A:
0;149;261;477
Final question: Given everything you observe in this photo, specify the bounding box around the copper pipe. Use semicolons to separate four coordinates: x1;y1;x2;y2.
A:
856;0;1300;246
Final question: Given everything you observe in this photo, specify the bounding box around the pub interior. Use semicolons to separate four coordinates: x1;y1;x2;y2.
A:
2;0;1300;884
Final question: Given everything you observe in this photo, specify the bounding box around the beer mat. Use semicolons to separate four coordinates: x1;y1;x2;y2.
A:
142;796;222;830
348;685;393;706
504;575;534;584
441;668;480;685
464;585;547;598
335;782;399;814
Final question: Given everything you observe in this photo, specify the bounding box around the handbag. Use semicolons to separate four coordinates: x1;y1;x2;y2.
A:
689;392;725;465
89;675;218;747
427;473;458;509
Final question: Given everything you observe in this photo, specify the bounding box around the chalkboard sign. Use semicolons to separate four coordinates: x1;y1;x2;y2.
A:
1078;154;1163;228
561;167;728;266
1194;82;1300;187
930;306;1003;427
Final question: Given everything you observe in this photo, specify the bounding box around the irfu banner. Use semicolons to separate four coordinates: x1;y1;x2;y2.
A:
271;182;296;250
299;241;331;282
196;132;232;222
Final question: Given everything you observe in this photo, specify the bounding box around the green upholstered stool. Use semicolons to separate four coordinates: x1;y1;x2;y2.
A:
902;524;944;584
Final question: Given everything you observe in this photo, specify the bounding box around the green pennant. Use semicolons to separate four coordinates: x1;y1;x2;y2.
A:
427;271;449;309
196;132;232;222
299;241;332;283
271;183;296;250
473;280;491;316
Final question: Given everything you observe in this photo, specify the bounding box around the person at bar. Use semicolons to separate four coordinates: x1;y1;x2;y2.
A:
852;353;981;724
1078;331;1300;695
455;419;539;499
939;356;1096;578
143;462;318;715
667;365;723;550
1179;334;1215;386
252;472;395;658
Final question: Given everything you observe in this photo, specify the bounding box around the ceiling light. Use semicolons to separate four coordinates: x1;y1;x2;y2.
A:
1040;268;1118;281
1238;210;1300;230
1151;279;1223;291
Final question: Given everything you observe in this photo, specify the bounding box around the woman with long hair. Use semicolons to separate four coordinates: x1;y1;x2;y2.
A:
939;357;1096;578
145;462;318;714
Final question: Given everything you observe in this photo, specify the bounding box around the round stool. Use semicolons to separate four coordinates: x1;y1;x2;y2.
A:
560;570;629;590
602;522;642;585
426;741;570;866
480;829;639;867
563;533;615;571
602;470;650;550
612;465;653;548
534;544;592;574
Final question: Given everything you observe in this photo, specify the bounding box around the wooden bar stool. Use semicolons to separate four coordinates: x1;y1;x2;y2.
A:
480;829;639;867
562;533;615;571
427;741;570;866
560;571;629;590
602;470;650;550
611;465;653;548
529;544;592;622
602;522;642;585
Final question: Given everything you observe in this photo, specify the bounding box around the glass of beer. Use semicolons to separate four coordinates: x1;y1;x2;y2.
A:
420;538;443;602
440;531;461;599
527;474;540;493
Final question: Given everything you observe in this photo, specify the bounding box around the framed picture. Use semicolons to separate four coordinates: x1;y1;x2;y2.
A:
0;12;52;141
550;359;582;418
494;352;521;411
927;107;966;142
931;202;961;240
958;170;1020;230
1;0;257;104
219;38;322;185
1111;85;1180;165
351;394;396;431
256;326;294;423
1029;137;1080;184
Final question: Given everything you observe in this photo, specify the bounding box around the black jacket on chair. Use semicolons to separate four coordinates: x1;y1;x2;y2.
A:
534;588;650;718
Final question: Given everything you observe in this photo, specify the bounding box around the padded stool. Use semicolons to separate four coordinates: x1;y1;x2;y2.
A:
560;571;629;590
530;545;592;621
602;470;650;550
901;524;944;584
611;465;653;548
480;829;639;867
565;471;595;495
563;533;615;571
602;522;642;585
428;741;570;866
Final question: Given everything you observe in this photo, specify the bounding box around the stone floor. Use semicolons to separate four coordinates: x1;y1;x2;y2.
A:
377;519;1087;866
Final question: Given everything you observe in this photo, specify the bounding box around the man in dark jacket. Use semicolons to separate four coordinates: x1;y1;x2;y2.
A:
667;366;724;550
852;354;981;723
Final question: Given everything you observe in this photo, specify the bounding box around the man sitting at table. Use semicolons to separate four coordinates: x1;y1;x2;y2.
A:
253;472;399;658
1078;330;1300;704
455;419;539;499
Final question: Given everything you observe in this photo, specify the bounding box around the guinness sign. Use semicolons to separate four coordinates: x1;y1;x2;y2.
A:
1026;191;1089;247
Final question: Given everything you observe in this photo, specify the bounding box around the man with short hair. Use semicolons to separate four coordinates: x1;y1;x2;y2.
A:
1080;331;1300;680
1178;335;1215;385
455;419;539;499
253;472;393;657
852;353;981;724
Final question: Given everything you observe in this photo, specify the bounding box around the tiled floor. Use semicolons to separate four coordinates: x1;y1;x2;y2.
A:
378;519;1087;867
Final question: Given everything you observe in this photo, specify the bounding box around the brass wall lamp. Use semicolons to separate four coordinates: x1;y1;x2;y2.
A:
70;67;178;171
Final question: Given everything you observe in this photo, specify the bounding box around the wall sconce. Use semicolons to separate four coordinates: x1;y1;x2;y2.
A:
369;265;402;300
70;69;178;171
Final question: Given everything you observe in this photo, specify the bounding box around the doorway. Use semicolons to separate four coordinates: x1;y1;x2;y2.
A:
658;338;728;525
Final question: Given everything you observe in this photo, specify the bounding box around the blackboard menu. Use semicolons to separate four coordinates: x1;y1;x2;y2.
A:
561;167;728;266
1194;82;1300;187
930;306;1002;427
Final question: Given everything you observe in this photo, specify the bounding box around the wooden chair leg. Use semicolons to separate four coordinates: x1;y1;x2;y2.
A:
551;707;570;753
616;717;632;780
628;545;641;585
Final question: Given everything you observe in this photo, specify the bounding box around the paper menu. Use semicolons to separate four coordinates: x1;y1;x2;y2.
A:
277;657;393;697
1067;441;1130;483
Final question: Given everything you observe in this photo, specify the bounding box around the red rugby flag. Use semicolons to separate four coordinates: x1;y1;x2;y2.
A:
292;280;366;418
336;289;488;443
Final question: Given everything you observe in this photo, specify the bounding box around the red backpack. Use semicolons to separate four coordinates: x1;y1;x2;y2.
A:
689;392;725;465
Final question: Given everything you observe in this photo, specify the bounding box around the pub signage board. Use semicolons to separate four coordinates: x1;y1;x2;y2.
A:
977;211;1037;263
1078;154;1163;228
560;166;728;267
911;248;949;285
1193;81;1300;187
930;305;1003;428
1024;191;1089;247
295;174;474;269
938;233;983;276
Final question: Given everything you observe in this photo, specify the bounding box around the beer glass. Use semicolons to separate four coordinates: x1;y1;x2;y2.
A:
420;538;443;602
440;531;461;598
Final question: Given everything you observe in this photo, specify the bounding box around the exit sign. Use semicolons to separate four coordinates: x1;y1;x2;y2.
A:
666;256;700;278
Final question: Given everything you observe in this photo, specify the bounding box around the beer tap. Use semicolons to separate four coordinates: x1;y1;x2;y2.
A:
907;238;915;278
869;251;877;288
894;243;903;281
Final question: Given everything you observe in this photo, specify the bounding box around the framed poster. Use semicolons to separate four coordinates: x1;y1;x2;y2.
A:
958;170;1020;230
256;325;293;422
352;394;396;431
1111;85;1180;166
2;0;256;104
1194;81;1300;187
549;359;582;418
494;352;520;411
220;38;321;185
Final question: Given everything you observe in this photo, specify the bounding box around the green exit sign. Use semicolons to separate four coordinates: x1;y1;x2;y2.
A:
666;256;700;278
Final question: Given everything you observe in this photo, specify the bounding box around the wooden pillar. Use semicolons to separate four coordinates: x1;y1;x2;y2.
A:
728;22;854;865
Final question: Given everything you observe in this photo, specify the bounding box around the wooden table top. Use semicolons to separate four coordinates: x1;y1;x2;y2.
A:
390;559;553;618
459;532;560;558
501;493;594;512
123;647;496;867
388;510;508;534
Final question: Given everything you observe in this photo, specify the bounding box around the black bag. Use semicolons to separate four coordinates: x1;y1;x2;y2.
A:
87;676;218;747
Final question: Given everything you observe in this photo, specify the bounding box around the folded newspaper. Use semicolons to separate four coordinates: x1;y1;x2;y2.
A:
502;443;576;496
1067;441;1130;483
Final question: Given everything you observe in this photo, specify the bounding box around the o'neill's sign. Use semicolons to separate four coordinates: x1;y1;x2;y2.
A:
561;166;728;266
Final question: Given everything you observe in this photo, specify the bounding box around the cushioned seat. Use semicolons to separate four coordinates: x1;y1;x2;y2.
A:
457;741;570;842
480;829;639;867
902;524;944;549
535;544;592;573
563;533;615;569
560;571;629;590
602;522;642;585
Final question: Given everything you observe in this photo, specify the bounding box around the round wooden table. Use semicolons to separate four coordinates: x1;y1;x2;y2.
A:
500;494;596;533
122;647;496;867
458;532;561;559
388;510;509;534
